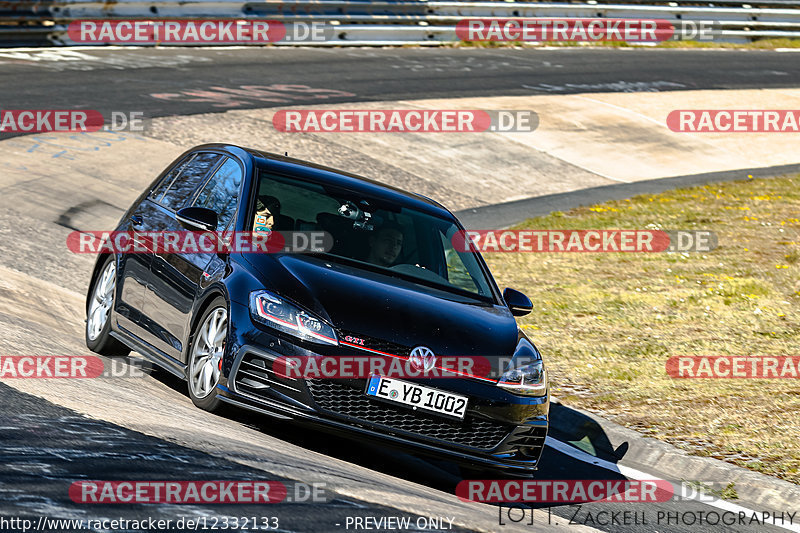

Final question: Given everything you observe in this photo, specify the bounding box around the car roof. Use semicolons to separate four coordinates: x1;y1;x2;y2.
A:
191;143;456;220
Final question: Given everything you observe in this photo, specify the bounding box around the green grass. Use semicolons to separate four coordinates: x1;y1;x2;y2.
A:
485;175;800;483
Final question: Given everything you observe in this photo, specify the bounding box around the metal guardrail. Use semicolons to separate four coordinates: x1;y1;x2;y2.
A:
2;0;800;47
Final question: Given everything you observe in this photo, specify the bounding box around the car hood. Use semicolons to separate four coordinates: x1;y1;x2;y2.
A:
242;253;519;358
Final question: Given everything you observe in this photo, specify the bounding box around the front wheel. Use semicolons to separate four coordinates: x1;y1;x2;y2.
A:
85;256;130;357
187;298;228;412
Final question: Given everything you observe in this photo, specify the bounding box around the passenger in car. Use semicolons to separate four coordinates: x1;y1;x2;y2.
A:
366;223;404;267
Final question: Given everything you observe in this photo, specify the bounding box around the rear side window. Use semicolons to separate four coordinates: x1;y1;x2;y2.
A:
192;157;243;230
152;152;223;210
150;155;191;201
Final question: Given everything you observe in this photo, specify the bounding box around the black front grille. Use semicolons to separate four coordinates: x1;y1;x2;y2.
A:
306;379;512;450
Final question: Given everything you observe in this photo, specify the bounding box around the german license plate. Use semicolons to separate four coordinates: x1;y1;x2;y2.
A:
365;376;468;420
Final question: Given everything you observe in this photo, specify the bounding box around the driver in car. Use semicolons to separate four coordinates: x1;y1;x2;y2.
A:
366;223;404;267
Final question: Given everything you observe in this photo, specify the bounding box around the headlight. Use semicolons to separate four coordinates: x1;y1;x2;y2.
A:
249;290;338;346
497;338;547;396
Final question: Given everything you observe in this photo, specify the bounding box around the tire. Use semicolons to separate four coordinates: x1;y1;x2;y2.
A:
86;256;130;357
186;297;229;413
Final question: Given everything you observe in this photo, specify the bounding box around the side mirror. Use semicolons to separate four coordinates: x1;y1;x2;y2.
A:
503;287;532;317
176;207;218;232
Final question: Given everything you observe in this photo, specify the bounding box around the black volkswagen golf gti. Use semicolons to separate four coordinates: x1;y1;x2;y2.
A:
85;144;549;474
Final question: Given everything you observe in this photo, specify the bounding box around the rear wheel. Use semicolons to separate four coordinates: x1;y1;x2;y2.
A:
85;256;130;357
187;298;228;412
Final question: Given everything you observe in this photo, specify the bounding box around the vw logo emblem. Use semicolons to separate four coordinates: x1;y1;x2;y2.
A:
409;346;436;372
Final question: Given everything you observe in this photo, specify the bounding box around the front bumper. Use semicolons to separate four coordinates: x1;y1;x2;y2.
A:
218;301;550;473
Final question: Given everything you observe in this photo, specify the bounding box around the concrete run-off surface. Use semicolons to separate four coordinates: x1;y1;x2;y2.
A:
2;88;798;215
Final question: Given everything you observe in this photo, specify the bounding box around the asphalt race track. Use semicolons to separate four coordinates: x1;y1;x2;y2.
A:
0;47;799;123
1;47;799;532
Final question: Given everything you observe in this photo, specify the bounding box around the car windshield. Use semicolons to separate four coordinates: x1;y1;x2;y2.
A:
254;170;495;301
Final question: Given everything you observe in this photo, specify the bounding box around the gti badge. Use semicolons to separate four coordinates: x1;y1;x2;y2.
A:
409;346;436;372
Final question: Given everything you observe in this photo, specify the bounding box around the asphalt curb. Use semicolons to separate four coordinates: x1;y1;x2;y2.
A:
548;400;800;515
455;163;800;229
